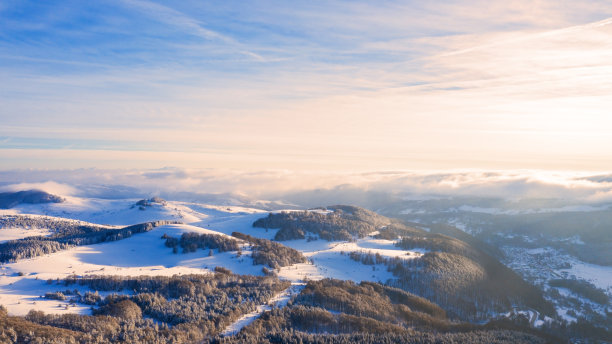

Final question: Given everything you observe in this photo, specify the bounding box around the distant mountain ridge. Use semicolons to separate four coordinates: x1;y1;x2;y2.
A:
0;190;64;209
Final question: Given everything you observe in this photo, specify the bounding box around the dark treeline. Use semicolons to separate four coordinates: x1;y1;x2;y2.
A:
231;232;306;269
294;279;447;323
208;330;547;344
253;206;400;241
3;272;290;343
0;216;178;263
132;197;167;210
548;278;610;305
348;249;554;321
162;232;240;254
374;223;427;240
0;276;568;343
207;279;553;344
43;289;101;305
0;239;71;264
396;234;479;260
54;221;179;246
159;230;306;269
0;215;78;230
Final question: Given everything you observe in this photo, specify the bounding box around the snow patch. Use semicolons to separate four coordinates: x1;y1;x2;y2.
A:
0;227;53;243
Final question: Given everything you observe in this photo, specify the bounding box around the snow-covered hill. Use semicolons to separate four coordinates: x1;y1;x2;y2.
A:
0;194;429;317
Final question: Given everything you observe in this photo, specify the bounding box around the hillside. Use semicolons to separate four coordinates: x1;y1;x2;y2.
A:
253;206;554;321
0;190;64;209
211;279;553;344
0;195;602;342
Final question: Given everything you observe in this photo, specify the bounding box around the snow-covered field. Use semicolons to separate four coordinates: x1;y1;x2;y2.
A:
0;223;264;315
560;259;612;292
8;197;201;225
278;234;425;283
0;227;53;243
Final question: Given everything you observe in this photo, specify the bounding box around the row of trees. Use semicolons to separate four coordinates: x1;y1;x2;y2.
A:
208;330;548;344
1;274;574;343
162;232;240;254
211;279;551;343
5;272;291;343
294;279;446;322
252;207;389;241
0;217;178;263
548;278;609;305
231;232;306;269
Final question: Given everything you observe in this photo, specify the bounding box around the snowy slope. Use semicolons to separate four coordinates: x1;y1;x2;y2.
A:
0;195;427;317
0;223;262;315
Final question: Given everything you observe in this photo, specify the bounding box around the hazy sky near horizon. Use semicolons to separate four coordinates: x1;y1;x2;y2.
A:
1;1;612;172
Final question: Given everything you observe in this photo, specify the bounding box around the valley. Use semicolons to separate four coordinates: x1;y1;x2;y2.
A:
0;190;609;343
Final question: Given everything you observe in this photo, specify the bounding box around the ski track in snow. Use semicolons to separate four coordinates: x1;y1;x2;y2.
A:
220;283;305;337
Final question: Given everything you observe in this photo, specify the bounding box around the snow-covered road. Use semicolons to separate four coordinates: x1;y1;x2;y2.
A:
219;283;305;337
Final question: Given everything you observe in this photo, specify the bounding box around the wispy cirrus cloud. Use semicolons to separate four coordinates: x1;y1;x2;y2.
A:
1;1;612;171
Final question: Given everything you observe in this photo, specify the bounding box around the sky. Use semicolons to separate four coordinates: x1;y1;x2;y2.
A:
1;0;612;172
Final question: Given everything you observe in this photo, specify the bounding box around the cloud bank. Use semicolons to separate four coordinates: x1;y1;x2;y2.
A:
2;169;612;206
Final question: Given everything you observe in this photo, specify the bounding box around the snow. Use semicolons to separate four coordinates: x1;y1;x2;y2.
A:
9;197;192;225
456;204;610;215
0;276;93;316
451;221;468;232
197;212;278;241
277;234;424;283
0;223;265;315
525;247;551;255
556;307;578;323
302;251;393;283
307;209;334;215
0;213;127;244
0;227;53;243
220;283;305;336
0;196;425;318
0;182;77;198
554;235;585;245
534;316;554;327
560;260;612;292
502;308;542;327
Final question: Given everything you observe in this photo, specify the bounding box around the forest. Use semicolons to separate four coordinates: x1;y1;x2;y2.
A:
548;278;609;305
0;276;560;344
1;272;290;343
162;231;241;254
230;232;307;269
253;206;395;241
160;230;306;269
252;207;554;322
209;278;556;344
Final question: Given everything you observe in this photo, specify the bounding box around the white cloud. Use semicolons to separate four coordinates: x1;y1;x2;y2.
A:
2;169;612;205
0;181;78;197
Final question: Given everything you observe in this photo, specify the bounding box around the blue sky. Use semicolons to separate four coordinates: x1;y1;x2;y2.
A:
2;1;612;171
